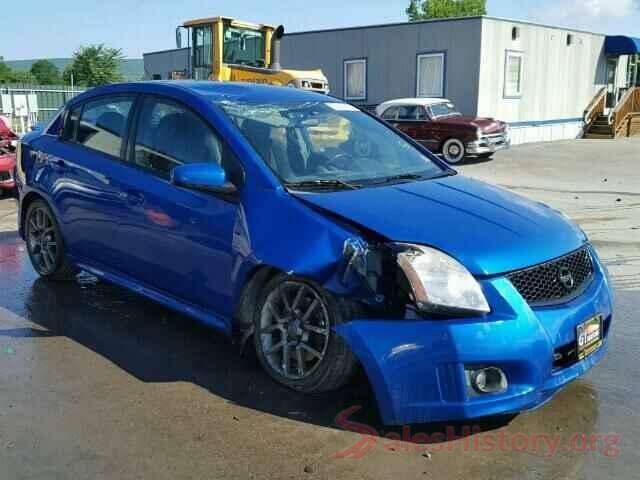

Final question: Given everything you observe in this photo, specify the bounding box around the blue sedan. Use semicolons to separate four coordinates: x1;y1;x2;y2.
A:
15;82;612;425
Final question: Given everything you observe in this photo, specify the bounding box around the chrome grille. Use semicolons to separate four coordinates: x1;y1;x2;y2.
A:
507;247;594;306
483;133;508;146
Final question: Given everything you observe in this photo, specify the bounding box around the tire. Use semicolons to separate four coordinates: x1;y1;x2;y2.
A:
253;273;358;393
25;200;78;281
442;138;466;164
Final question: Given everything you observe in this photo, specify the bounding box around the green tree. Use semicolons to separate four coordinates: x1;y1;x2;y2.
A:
406;0;486;21
0;62;12;82
9;70;37;84
0;63;36;84
30;59;61;85
63;44;125;87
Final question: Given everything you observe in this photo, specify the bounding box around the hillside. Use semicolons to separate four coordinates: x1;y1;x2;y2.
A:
4;58;144;82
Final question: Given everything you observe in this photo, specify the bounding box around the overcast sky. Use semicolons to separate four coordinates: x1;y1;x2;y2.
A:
2;0;640;59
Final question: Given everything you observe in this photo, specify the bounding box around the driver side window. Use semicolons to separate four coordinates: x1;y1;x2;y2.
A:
131;97;244;186
132;98;222;178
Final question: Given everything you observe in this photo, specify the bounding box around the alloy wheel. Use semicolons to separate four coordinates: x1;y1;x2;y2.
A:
258;281;331;380
27;207;58;275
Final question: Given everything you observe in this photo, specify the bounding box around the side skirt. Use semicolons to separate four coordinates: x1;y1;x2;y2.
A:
68;254;232;337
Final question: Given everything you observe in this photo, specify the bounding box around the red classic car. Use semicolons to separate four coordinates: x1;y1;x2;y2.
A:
0;115;18;196
376;98;510;164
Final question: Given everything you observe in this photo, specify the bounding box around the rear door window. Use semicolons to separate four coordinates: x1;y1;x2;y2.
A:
76;96;134;158
381;106;399;121
397;105;426;121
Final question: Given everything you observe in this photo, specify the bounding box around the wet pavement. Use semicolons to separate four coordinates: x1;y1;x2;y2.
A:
0;138;639;479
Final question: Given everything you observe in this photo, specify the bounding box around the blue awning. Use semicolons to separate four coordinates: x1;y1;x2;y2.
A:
605;35;640;55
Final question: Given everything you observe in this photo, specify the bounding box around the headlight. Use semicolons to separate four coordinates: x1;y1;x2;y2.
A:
396;244;490;316
476;128;483;139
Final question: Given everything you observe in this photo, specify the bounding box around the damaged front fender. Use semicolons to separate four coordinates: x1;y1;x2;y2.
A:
229;187;385;316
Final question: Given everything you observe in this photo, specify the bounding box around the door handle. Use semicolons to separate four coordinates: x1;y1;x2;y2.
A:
124;190;145;206
50;159;66;171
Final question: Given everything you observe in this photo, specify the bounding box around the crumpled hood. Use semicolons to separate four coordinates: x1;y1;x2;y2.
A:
293;175;586;276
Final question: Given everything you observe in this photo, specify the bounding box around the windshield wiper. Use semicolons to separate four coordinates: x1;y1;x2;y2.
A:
284;179;361;191
372;173;425;184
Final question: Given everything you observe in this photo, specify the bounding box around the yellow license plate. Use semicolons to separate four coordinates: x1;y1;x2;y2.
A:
577;314;603;360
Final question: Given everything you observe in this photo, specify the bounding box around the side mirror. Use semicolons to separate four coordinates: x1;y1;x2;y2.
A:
171;163;237;195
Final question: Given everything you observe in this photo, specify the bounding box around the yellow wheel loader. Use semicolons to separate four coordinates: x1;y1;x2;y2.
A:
175;16;329;94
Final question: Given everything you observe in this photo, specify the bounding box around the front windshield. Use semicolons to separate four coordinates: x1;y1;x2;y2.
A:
223;25;266;68
218;101;447;187
429;102;461;118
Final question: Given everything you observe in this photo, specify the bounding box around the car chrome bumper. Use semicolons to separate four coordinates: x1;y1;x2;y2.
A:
467;134;511;155
336;246;612;425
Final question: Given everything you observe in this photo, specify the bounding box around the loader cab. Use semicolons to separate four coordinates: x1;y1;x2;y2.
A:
178;17;275;80
175;16;329;94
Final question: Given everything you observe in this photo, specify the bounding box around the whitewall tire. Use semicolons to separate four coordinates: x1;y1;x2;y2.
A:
442;138;466;164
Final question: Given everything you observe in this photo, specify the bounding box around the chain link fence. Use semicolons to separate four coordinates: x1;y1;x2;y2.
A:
0;83;86;134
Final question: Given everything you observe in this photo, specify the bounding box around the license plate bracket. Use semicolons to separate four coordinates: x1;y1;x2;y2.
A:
576;314;603;360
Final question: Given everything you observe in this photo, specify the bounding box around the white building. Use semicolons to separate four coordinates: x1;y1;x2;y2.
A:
280;16;639;144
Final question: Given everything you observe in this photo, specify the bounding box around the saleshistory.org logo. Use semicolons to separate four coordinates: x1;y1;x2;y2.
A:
332;406;620;459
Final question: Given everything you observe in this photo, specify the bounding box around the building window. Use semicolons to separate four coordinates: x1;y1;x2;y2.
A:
344;59;367;100
416;52;445;98
512;26;520;41
626;53;639;87
504;51;523;98
567;34;574;46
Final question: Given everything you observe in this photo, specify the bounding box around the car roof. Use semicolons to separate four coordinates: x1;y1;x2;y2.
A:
69;81;333;106
378;98;452;108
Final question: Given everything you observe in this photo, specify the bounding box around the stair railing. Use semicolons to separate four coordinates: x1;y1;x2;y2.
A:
583;87;607;130
609;86;640;137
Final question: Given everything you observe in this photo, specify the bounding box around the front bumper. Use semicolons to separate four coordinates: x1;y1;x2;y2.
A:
336;247;612;425
467;133;510;155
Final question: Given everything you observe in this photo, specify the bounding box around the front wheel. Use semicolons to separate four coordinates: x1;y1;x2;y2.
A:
253;274;358;393
442;138;466;164
25;200;78;281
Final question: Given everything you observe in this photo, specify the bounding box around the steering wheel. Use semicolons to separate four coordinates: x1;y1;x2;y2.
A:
323;152;354;171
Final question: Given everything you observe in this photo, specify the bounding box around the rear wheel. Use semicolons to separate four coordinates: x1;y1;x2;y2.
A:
25;200;78;281
442;138;466;164
253;274;358;393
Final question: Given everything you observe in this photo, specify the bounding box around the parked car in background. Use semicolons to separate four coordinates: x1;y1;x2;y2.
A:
0;115;18;196
376;98;510;164
16;82;611;425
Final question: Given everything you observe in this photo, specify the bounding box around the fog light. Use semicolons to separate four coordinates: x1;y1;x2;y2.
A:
467;367;508;394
